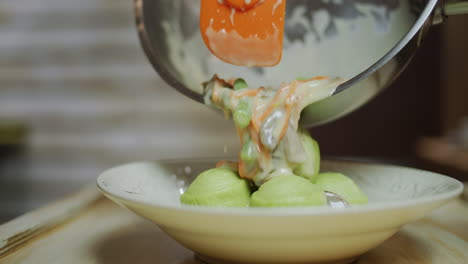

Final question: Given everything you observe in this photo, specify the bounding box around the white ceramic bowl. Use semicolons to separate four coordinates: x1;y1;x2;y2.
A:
97;159;463;264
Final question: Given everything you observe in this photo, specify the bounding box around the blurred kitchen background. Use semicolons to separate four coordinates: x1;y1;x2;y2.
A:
0;0;467;223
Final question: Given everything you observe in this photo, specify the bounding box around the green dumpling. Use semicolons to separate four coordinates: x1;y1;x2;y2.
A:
293;129;320;182
250;175;327;207
180;168;251;207
315;172;368;205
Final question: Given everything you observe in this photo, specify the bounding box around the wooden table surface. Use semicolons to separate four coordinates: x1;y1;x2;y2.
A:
0;185;467;264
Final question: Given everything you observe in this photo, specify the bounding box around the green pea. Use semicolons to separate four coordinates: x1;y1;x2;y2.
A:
233;99;251;128
234;78;248;90
241;139;257;162
234;111;250;128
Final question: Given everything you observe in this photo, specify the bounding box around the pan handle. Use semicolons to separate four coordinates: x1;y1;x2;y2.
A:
444;0;468;16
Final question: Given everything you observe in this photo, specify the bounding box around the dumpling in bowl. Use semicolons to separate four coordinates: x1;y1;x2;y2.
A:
180;168;251;207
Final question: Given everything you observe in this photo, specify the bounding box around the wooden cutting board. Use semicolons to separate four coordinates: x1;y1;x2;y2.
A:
1;185;467;264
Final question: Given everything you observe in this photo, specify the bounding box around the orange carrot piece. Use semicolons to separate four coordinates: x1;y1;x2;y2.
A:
212;86;221;105
235;89;260;98
257;84;290;122
297;76;330;83
277;81;297;142
216;160;239;170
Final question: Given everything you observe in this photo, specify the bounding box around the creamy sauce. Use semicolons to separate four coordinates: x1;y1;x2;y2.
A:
163;1;412;94
229;8;235;25
272;0;282;15
204;75;343;186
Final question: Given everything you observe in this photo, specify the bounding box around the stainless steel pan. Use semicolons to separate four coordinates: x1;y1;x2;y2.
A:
135;0;468;126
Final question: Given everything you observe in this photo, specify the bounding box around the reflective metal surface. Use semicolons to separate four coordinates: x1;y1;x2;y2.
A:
135;0;463;126
325;191;349;208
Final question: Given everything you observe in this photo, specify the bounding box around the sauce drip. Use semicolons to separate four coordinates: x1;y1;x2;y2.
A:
203;75;343;186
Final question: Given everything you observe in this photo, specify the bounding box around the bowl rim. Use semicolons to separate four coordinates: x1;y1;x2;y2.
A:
97;158;464;217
